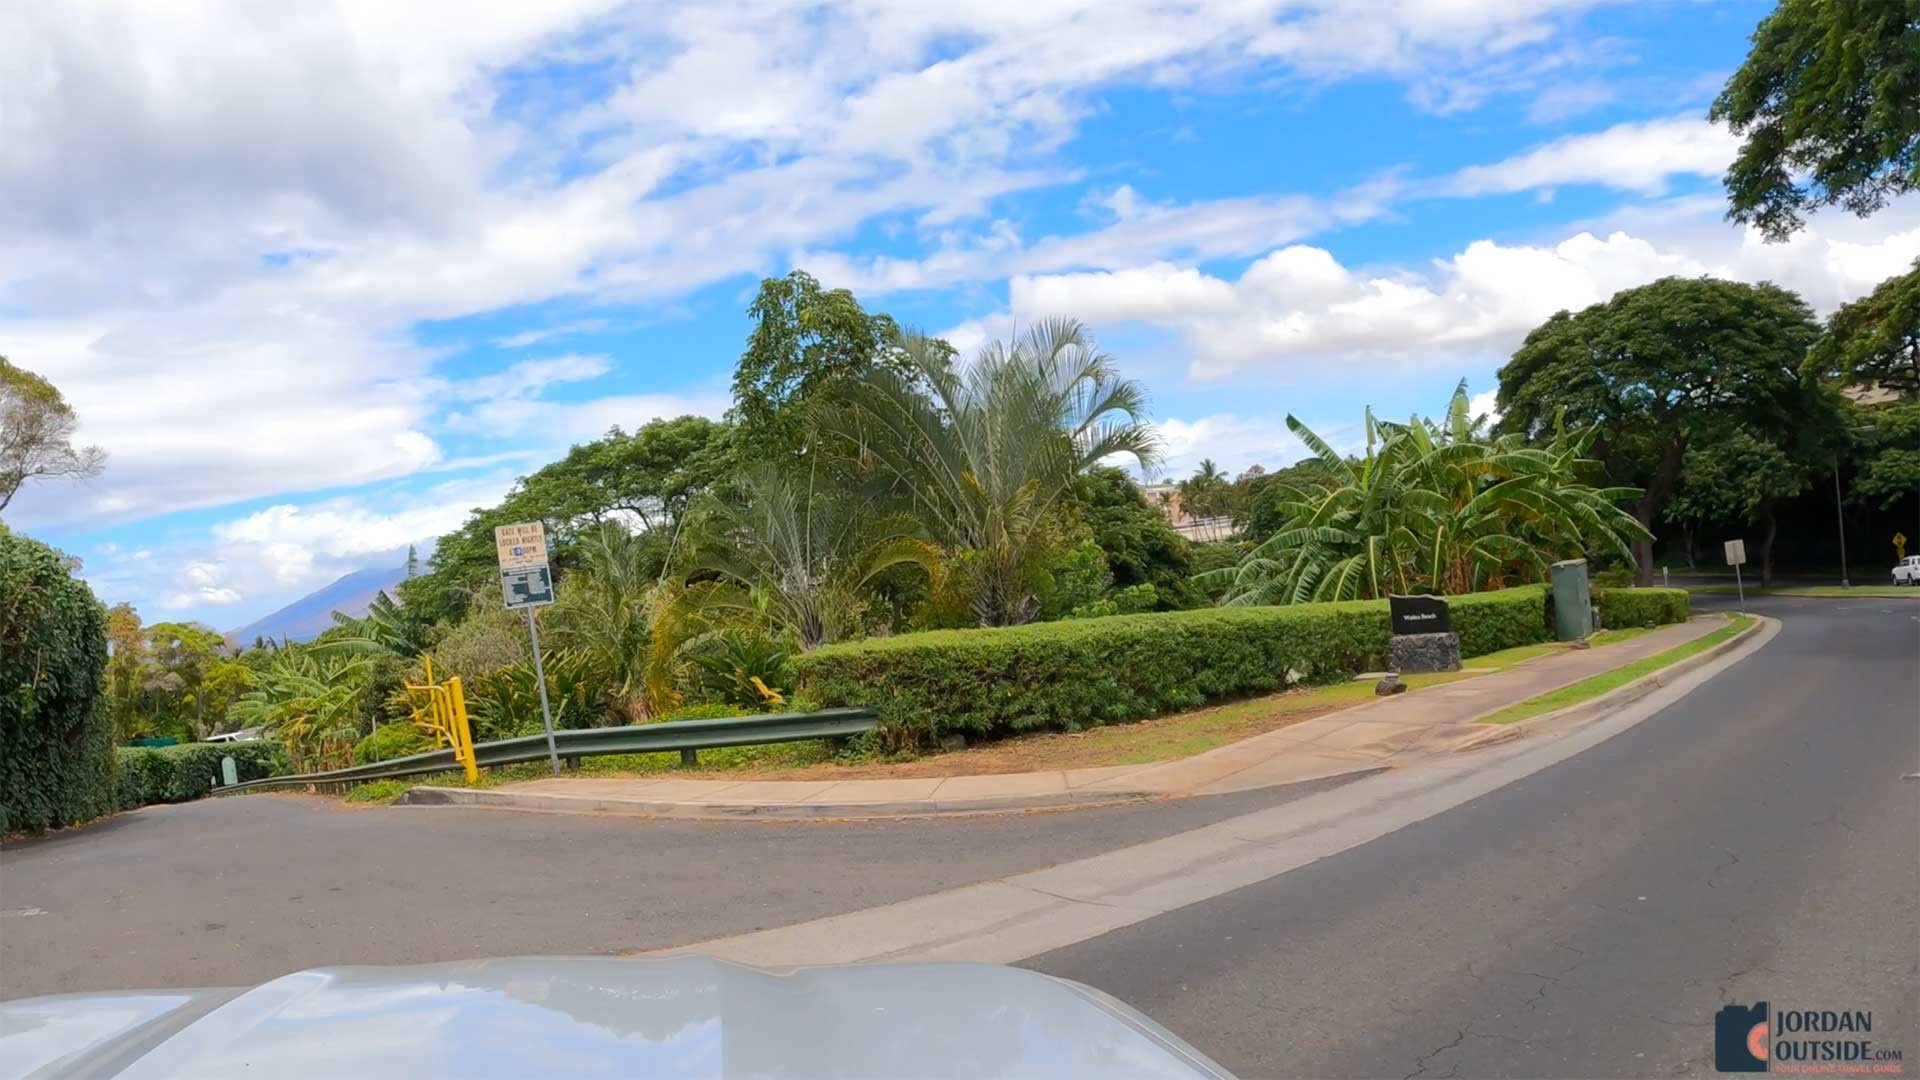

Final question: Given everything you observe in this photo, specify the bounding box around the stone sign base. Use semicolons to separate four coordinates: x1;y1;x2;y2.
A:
1388;631;1462;674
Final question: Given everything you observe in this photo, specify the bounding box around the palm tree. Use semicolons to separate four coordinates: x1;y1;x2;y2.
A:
1200;383;1648;604
315;591;433;659
828;318;1161;625
1177;458;1232;520
541;522;680;723
688;464;939;649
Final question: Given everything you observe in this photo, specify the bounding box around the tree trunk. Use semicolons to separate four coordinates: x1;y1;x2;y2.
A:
1631;498;1657;587
1631;440;1688;587
1760;503;1778;588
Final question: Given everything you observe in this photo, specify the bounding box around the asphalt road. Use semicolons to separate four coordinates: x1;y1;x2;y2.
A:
1029;595;1920;1078
0;763;1359;1000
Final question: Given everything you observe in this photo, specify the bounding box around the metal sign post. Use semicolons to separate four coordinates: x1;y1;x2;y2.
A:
496;522;561;775
1724;538;1747;614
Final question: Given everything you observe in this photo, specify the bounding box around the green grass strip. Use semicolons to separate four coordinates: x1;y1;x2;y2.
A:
1686;584;1915;598
1478;615;1754;725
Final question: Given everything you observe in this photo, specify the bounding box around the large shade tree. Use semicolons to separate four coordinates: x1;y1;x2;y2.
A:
1712;0;1920;241
829;319;1161;626
400;415;728;624
1497;276;1821;584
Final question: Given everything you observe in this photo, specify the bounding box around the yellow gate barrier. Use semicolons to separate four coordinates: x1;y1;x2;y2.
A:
406;658;477;784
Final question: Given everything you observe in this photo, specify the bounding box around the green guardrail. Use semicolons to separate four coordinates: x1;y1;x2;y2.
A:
216;708;879;795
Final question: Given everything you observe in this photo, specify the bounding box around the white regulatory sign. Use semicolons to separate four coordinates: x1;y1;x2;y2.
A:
1723;538;1746;566
495;521;549;571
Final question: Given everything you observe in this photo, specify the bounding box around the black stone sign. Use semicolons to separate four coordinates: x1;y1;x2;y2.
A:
1389;594;1451;636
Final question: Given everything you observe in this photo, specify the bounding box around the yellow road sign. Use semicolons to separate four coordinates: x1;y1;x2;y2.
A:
1896;532;1908;559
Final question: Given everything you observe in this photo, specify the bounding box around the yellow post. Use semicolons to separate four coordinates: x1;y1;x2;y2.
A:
448;676;477;784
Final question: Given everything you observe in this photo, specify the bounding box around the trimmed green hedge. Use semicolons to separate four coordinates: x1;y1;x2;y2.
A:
796;586;1548;743
2;530;115;833
114;741;290;809
1593;587;1690;629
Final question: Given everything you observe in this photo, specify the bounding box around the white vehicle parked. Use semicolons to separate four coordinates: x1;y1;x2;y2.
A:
1894;555;1920;585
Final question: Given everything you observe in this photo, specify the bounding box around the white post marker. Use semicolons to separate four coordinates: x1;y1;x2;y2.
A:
496;522;561;775
1724;538;1747;614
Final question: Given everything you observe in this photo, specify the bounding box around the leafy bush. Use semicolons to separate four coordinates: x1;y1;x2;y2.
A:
796;587;1548;744
1594;587;1689;628
354;723;436;765
344;779;413;804
653;702;753;722
1;530;115;833
114;740;291;809
1590;567;1636;588
1067;583;1158;620
688;629;793;709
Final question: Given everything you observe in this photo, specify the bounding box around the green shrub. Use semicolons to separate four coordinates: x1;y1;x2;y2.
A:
1;530;116;833
354;723;437;764
796;587;1548;743
1591;567;1636;588
1593;587;1689;628
653;702;753;722
344;779;412;804
113;741;290;809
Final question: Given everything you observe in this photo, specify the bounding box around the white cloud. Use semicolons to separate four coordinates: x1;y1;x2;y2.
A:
2;0;1629;532
1441;115;1737;197
995;199;1920;380
82;471;518;624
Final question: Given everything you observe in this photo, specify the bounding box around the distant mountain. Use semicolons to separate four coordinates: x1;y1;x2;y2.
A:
228;565;406;646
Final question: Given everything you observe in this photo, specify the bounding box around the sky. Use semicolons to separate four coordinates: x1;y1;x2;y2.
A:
6;0;1918;631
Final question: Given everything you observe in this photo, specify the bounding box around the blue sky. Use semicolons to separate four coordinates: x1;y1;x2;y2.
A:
6;0;1918;629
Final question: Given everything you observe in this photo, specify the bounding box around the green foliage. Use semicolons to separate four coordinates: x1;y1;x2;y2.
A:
1853;399;1920;506
0;356;106;513
730;270;915;457
1067;583;1158;620
427;601;530;681
1037;538;1113;620
1592;587;1691;630
344;779;412;804
1711;0;1920;241
1175;458;1233;520
228;648;372;772
1807;259;1920;395
1498;276;1821;582
688;629;793;710
113;741;290;809
795;586;1547;744
403;416;726;623
1070;467;1197;608
464;650;602;739
353;723;436;765
1591;567;1636;588
653;702;753;722
1206;384;1648;604
319;590;436;660
823;318;1160;625
1;529;115;832
687;464;938;649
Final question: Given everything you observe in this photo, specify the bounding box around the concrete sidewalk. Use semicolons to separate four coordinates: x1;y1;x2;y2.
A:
403;616;1734;819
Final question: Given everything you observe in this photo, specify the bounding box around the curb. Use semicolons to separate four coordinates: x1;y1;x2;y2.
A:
397;783;1164;820
1449;613;1772;752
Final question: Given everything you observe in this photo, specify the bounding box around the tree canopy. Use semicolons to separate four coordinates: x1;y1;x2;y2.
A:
1;356;105;513
1496;276;1821;583
1806;257;1920;394
1711;0;1920;241
729;270;919;456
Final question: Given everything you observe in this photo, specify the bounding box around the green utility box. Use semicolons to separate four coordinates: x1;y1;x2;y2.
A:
1550;558;1593;641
